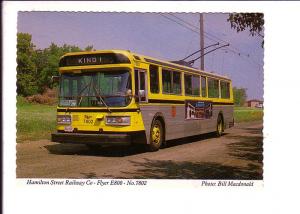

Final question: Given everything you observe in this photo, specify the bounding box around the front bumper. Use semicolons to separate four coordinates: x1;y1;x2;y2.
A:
51;132;131;145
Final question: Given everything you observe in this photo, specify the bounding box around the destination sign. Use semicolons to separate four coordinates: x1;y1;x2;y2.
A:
59;53;131;67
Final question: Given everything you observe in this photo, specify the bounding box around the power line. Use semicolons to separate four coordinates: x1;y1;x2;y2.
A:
188;43;230;65
170;14;253;58
160;14;199;34
169;14;221;44
159;14;219;43
163;13;263;69
221;48;263;71
182;42;219;61
221;48;263;68
183;38;194;61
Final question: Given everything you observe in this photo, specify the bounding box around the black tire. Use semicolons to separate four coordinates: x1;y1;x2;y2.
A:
147;120;163;152
216;115;223;137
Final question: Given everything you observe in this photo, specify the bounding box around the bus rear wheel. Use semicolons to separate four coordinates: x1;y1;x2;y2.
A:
216;115;224;137
147;120;163;152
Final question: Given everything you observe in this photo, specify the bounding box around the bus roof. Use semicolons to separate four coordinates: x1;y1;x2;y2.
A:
61;49;231;81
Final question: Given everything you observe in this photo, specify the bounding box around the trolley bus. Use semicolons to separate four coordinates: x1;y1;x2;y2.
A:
51;50;234;151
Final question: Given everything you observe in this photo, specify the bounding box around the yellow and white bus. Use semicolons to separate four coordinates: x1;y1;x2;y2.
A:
51;50;234;151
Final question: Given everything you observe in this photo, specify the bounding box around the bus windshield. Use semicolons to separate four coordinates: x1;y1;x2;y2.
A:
59;70;132;107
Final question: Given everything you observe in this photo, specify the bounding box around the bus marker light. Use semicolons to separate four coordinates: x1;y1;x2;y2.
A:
57;115;71;125
171;106;176;117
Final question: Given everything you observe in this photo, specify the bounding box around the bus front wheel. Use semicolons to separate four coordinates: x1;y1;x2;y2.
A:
148;120;163;152
216;115;224;137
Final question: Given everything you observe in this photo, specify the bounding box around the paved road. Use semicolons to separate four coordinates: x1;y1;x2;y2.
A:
17;121;263;179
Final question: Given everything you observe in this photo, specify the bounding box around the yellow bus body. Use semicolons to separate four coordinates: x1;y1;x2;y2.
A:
52;50;234;150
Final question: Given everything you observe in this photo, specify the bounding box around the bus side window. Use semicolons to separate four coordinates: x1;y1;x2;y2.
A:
173;71;181;94
220;81;230;99
162;69;172;93
201;76;207;97
150;65;159;93
192;75;200;96
162;69;181;95
184;74;192;95
208;78;219;98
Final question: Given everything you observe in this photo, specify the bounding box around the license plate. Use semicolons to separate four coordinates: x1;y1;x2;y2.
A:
64;126;74;132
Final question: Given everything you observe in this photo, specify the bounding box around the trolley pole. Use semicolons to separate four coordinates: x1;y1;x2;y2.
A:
200;13;204;71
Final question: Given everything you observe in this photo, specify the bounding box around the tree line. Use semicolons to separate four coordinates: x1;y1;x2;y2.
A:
17;32;94;96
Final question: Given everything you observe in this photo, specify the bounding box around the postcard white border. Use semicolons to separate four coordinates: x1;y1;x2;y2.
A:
3;1;300;214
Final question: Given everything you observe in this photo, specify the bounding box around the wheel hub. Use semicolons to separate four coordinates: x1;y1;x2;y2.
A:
152;125;161;144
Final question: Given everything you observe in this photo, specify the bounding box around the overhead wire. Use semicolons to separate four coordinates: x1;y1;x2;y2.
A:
169;14;222;44
221;48;263;80
183;38;195;61
159;14;219;43
160;13;263;69
221;48;263;69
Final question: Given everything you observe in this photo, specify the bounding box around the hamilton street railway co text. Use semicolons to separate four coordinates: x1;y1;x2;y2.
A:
26;179;147;186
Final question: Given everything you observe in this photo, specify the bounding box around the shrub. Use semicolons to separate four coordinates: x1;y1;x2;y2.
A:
26;88;58;105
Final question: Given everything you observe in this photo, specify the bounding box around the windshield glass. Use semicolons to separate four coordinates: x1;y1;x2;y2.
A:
59;70;132;107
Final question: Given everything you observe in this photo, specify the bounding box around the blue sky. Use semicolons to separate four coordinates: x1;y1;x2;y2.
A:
18;12;264;100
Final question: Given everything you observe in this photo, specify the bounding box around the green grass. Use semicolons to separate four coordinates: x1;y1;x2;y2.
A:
234;106;263;123
17;96;56;143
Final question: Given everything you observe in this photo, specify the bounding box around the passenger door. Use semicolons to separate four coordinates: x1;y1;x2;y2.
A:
134;69;148;102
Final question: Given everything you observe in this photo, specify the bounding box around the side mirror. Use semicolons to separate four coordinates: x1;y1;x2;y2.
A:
126;89;132;96
51;76;60;83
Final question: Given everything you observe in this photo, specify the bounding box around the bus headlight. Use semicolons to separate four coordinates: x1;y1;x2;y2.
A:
57;115;71;125
106;116;130;126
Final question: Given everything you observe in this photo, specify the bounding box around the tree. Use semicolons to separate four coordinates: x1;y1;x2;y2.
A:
17;33;38;96
17;33;97;96
39;43;82;90
228;13;264;47
233;87;247;106
84;45;94;51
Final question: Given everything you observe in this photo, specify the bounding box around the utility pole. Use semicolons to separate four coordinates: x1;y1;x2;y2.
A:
200;13;204;70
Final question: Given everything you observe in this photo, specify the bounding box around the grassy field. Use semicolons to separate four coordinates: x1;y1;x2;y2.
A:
234;106;263;123
16;98;263;142
17;96;56;143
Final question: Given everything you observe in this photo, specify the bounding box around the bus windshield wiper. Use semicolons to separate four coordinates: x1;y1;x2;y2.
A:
77;79;91;106
92;82;112;113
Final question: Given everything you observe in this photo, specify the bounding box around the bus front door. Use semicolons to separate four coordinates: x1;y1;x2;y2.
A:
135;69;148;102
